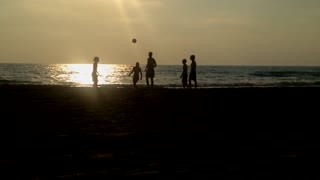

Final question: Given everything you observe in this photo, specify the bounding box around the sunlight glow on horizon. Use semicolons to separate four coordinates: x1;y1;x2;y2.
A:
55;64;117;86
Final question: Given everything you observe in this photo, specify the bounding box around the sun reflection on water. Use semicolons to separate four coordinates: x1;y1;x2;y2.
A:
52;64;131;87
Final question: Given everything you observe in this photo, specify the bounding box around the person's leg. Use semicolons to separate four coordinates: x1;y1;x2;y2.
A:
189;78;192;88
93;76;98;87
183;77;188;88
194;80;197;88
146;77;149;87
151;78;154;88
134;78;139;88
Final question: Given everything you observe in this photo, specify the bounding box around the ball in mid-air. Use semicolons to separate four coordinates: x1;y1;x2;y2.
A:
132;38;137;43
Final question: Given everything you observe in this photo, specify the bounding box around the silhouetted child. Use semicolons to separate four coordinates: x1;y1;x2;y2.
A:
129;62;142;88
180;59;188;88
189;55;197;88
92;56;99;88
145;52;157;88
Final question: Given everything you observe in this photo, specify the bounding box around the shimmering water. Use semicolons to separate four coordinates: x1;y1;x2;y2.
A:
1;63;320;87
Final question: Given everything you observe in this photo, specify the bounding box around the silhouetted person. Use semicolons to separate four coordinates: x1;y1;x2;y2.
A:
129;62;142;88
180;59;188;88
92;56;99;88
189;55;197;88
145;52;157;87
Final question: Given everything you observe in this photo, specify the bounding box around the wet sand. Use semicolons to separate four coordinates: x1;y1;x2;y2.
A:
1;85;319;178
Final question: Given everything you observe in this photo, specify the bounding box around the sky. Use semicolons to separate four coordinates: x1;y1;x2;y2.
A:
0;0;320;65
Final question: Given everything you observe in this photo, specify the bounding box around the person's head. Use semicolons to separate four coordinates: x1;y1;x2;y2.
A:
182;59;187;64
135;62;140;67
148;52;153;57
93;56;99;63
190;55;195;61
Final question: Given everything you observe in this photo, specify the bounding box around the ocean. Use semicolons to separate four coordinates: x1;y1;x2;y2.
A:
1;63;320;88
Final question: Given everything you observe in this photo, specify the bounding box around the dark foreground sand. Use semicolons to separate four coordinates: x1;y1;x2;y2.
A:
1;85;320;179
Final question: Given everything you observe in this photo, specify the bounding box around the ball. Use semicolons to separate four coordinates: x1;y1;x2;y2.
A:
132;38;137;43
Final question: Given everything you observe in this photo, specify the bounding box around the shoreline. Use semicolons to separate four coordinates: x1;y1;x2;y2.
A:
1;83;320;89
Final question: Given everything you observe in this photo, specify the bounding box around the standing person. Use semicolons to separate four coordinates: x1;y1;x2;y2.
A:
180;59;188;88
145;52;157;88
129;62;142;88
189;55;197;88
92;56;99;88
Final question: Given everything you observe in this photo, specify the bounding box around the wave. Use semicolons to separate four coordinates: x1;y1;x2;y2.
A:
251;71;320;78
166;81;320;88
0;79;42;85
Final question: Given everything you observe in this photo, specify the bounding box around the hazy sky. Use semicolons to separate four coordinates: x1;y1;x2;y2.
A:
1;0;320;65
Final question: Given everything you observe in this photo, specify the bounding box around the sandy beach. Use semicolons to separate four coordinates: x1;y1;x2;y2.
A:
1;85;319;178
